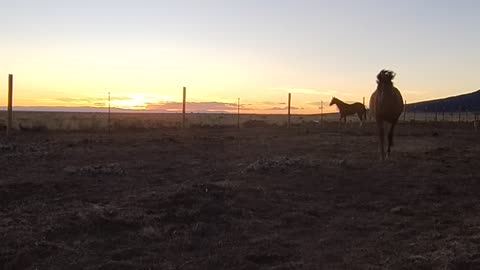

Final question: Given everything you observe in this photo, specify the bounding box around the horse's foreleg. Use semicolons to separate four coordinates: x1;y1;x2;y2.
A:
387;121;397;158
377;121;385;160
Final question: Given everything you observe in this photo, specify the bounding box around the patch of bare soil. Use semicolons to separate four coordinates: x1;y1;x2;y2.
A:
1;123;480;269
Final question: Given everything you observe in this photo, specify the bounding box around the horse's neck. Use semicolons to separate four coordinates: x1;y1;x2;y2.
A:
335;99;346;106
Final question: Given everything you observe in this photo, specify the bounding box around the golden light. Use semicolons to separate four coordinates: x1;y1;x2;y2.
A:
111;94;174;110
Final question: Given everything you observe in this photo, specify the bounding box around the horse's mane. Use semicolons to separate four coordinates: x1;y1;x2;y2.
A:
331;97;344;105
376;69;395;87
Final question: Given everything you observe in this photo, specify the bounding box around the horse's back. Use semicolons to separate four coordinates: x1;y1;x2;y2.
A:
354;103;367;116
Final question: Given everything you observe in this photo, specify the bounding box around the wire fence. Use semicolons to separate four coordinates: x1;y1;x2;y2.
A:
2;75;479;135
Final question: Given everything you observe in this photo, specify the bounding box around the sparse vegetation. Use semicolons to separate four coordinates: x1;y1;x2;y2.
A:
1;124;480;269
0;111;478;133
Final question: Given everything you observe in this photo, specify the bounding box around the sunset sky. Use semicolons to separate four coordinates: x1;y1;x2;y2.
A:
0;0;478;114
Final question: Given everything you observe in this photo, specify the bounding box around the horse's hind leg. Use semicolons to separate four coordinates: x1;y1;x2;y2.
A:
377;121;385;160
387;122;397;158
357;112;363;127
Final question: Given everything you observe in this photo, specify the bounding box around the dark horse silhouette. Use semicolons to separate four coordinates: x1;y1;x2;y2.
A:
329;97;367;123
369;70;404;160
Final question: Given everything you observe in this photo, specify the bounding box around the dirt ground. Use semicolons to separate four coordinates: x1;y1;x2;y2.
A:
1;122;479;270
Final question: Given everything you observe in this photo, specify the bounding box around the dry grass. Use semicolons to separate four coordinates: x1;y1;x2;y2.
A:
1;125;480;269
1;111;477;132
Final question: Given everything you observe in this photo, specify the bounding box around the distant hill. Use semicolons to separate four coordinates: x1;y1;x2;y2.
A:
0;106;134;113
405;90;480;112
0;106;231;114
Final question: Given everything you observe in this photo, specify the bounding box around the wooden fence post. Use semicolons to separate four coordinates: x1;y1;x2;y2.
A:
474;113;479;132
7;74;13;138
458;106;461;123
320;100;323;124
182;87;186;129
363;97;367;123
237;98;240;128
108;91;111;134
403;100;406;122
287;93;291;128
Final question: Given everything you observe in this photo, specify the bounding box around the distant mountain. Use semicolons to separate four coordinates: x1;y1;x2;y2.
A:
0;106;230;114
0;106;139;113
405;90;480;112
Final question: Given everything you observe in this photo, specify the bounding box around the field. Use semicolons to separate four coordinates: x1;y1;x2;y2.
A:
0;111;478;131
1;121;480;269
1;111;344;131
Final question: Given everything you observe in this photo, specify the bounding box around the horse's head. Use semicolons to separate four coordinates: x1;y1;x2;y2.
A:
329;97;337;106
376;69;395;91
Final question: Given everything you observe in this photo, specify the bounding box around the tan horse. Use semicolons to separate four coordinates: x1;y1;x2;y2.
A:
370;70;404;160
